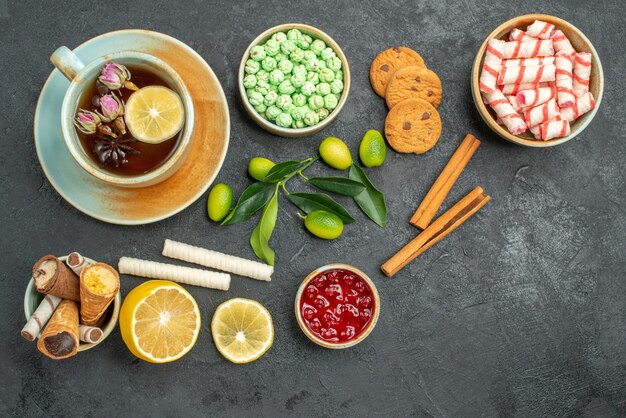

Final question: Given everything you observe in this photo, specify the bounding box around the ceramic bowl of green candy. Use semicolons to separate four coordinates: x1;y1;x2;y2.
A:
239;23;351;137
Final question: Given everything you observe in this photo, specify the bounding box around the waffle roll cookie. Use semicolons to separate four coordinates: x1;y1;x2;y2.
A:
32;255;80;301
21;294;62;341
79;325;104;344
66;252;87;276
479;39;505;94
37;299;79;360
80;263;120;326
573;52;592;97
503;40;554;59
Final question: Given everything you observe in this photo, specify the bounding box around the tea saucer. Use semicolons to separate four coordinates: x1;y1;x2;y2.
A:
35;29;230;225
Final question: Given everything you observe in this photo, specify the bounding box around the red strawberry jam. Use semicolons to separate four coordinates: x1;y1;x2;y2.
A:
299;268;375;344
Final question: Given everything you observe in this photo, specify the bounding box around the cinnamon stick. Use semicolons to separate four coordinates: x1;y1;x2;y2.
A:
382;187;490;277
410;134;480;229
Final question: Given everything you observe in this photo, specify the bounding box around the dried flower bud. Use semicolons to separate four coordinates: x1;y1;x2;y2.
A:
97;124;117;138
73;109;101;135
97;93;124;122
98;62;130;90
114;116;127;135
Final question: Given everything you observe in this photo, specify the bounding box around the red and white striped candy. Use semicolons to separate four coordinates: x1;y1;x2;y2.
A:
506;95;524;112
559;92;595;121
529;116;562;139
555;51;576;108
516;86;557;108
484;89;528;135
509;28;535;42
524;98;560;127
539;119;570;140
503;40;554;59
573;52;592;96
551;30;575;55
503;57;555;67
479;39;505;94
497;64;556;85
500;81;549;95
526;20;556;39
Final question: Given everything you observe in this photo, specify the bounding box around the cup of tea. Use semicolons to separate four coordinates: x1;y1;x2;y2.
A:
50;46;195;187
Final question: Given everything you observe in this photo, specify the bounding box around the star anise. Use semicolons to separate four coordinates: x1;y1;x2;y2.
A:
93;136;140;167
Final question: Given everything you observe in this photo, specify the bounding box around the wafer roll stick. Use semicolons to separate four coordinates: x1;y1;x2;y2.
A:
80;263;119;326
503;40;554;59
410;134;480;229
21;294;62;341
382;187;490;277
37;300;79;360
555;52;576;108
573;52;592;96
479;39;505;94
500;81;549;95
66;252;86;276
506;95;525;112
516;86;556;108
509;28;535;42
484;89;528;135
526;20;555;39
497;64;556;85
539;119;571;140
79;325;103;344
118;257;231;291
503;57;554;67
32;255;80;301
551;30;575;55
559;92;595;121
524;98;560;127
162;239;273;281
529;116;562;139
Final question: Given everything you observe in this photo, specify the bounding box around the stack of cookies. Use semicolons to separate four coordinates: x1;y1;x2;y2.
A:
369;47;443;154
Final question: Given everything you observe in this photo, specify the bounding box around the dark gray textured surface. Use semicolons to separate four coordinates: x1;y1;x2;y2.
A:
1;0;625;416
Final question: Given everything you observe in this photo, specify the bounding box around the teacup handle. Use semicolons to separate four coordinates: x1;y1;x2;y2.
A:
50;46;85;81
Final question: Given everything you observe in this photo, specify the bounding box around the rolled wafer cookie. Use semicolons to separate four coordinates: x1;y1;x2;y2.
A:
79;325;104;344
509;28;535;42
162;239;273;281
555;52;576;108
497;64;556;86
526;20;555;40
80;263;120;326
539;119;570;140
551;30;575;55
503;56;555;67
483;89;527;135
118;257;231;291
21;294;62;341
559;92;595;121
479;39;505;94
500;81;550;95
524;98;560;128
573;52;592;97
503;40;554;59
32;255;80;301
66;252;87;276
516;86;556;108
37;299;79;360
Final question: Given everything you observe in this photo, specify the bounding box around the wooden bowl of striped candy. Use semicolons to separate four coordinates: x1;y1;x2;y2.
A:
471;14;604;147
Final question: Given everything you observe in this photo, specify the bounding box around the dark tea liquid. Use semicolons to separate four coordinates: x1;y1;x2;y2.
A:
77;66;182;176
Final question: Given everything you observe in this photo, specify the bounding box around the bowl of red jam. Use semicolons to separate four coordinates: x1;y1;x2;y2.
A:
295;264;380;349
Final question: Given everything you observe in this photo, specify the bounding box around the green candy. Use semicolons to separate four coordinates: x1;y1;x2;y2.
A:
255;70;269;83
245;59;260;75
335;70;344;80
272;32;287;43
297;38;310;50
316;82;331;96
266;105;281;120
311;39;326;56
303;34;313;44
287;28;302;41
264;90;278;106
293;64;307;76
243;74;257;89
278;59;293;74
324;94;339;110
319;68;335;83
330;79;344;94
308;95;324;110
327;57;342;72
304;58;319;72
269;69;285;85
301;81;316;96
278;79;296;95
292;93;307;107
276;94;293;110
261;56;277;71
274;52;287;62
250;46;266;62
292;120;305;129
280;40;296;55
264;39;280;56
290;106;308;121
304;111;320;126
290;73;305;88
269;84;279;93
247;91;264;106
290;48;305;63
254;103;267;113
255;80;271;95
321;47;336;61
303;50;316;62
306;71;319;85
316;108;330;120
275;112;293;127
317;60;327;70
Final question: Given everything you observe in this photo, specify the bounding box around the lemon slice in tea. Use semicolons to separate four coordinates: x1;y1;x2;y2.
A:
125;86;185;144
211;298;274;364
119;280;201;363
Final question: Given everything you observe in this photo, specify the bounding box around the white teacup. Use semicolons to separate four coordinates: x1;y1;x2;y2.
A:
50;46;195;187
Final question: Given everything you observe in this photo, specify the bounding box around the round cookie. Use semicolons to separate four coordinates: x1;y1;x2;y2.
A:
369;47;426;97
385;66;442;109
384;98;442;154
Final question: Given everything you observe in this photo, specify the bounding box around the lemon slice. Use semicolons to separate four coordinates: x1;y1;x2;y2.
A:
119;280;200;363
211;298;274;364
124;86;185;144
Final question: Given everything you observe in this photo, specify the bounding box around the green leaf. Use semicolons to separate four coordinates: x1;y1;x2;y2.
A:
308;176;366;197
250;190;279;266
286;192;355;224
349;164;387;227
263;160;301;183
221;182;276;225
